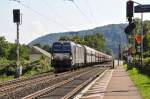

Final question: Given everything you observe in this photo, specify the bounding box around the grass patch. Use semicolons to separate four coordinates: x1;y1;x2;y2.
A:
22;69;39;78
124;64;150;99
0;75;14;82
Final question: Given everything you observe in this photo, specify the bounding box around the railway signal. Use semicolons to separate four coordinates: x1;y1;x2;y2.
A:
126;0;134;18
13;9;20;23
125;0;135;67
124;22;136;35
125;0;135;35
13;9;22;78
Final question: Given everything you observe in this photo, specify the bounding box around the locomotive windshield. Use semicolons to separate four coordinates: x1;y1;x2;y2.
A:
52;42;71;53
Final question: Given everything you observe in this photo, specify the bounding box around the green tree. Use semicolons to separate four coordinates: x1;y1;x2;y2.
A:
143;20;150;54
59;36;71;41
84;33;105;51
71;35;85;44
42;45;51;53
134;18;141;35
0;36;29;61
8;45;16;60
20;45;29;60
0;36;10;58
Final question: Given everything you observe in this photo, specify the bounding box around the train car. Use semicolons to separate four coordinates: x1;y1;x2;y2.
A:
106;54;112;62
83;45;97;65
51;41;112;72
96;51;103;63
51;41;84;72
102;53;112;62
73;44;85;67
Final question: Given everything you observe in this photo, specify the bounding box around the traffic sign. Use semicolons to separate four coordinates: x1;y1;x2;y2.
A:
135;5;150;13
135;35;142;44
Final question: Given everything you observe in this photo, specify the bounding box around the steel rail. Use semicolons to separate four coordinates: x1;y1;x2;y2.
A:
0;72;53;87
22;67;101;99
0;70;73;93
0;66;95;99
61;69;108;99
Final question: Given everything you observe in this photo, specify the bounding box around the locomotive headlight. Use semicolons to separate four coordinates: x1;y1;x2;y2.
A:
70;56;73;60
51;56;54;60
51;53;55;60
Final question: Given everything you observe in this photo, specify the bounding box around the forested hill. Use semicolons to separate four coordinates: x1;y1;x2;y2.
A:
29;24;127;56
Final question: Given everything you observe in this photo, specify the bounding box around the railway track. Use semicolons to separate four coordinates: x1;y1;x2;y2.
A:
0;72;57;93
0;65;101;99
0;72;53;87
22;65;109;99
0;70;76;98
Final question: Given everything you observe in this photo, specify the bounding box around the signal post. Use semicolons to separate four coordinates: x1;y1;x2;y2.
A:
13;9;22;78
125;0;135;67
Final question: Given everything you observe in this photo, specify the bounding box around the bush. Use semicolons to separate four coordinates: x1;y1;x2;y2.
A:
0;58;10;68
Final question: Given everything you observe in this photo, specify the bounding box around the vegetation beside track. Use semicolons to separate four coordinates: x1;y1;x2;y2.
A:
124;64;150;99
0;75;14;82
0;58;53;82
0;36;53;81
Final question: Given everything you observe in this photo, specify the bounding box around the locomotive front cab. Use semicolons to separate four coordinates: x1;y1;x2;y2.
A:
51;42;73;72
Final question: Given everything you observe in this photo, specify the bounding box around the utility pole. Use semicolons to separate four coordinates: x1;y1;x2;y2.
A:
140;13;143;67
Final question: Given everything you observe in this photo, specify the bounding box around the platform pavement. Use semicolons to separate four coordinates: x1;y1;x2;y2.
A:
103;63;142;99
74;61;142;99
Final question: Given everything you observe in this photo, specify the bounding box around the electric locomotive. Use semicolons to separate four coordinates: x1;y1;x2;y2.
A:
51;41;84;72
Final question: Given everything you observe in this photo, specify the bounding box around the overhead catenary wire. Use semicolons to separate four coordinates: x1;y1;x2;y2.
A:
42;0;71;27
85;0;97;26
68;0;93;27
10;0;71;31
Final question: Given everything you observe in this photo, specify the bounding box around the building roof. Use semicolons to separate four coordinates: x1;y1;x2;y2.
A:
30;46;51;58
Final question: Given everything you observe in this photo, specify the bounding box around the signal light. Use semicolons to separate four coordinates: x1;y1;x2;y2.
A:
124;22;136;35
126;0;134;18
13;9;20;23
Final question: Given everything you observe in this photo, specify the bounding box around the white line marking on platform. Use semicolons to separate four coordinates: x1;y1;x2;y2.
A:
73;69;114;99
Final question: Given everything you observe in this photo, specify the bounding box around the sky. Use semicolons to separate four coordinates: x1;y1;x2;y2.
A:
0;0;150;44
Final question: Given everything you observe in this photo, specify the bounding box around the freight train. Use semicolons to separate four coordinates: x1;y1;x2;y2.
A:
51;41;112;72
